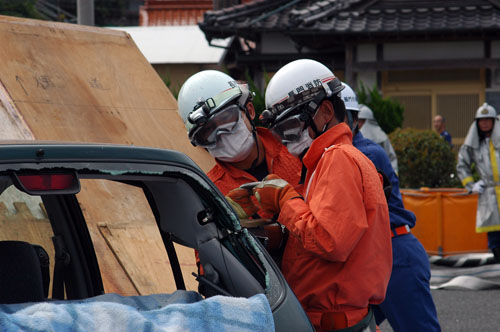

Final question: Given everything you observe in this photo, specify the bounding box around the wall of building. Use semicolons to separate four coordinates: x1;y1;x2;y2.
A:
383;41;484;61
487;40;500;113
354;40;495;144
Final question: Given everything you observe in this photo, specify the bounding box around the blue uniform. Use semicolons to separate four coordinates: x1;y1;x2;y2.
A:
441;130;452;145
353;132;441;332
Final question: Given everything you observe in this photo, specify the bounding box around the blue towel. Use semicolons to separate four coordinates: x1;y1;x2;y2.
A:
0;292;275;332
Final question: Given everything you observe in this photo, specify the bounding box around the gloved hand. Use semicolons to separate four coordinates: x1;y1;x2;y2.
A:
253;174;302;215
225;187;258;219
472;180;485;194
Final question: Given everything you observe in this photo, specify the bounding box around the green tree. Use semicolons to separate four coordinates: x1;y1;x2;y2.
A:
0;0;44;19
243;69;270;127
356;83;404;134
390;128;460;188
161;74;179;100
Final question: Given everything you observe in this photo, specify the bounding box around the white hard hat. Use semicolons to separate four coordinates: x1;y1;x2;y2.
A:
263;59;344;124
358;104;375;120
475;102;497;119
177;70;244;130
340;82;359;112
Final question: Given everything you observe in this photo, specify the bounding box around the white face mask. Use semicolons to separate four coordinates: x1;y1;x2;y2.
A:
286;129;313;157
207;117;255;162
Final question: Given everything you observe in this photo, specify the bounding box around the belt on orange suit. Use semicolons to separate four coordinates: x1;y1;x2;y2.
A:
391;225;410;238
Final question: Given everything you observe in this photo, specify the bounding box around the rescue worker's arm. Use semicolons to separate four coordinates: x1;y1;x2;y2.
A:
252;174;301;215
456;145;475;192
278;150;372;262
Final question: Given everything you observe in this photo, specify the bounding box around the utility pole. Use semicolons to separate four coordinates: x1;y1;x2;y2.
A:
77;0;95;26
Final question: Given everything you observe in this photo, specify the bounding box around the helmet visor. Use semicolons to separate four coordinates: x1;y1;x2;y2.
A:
270;114;307;143
189;104;241;147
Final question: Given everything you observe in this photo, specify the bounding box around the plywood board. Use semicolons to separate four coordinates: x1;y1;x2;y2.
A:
0;15;213;171
0;16;215;296
0;201;54;291
98;222;198;295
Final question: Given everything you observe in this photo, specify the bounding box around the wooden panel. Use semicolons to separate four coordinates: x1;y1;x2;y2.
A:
0;15;214;172
0;80;34;140
391;94;432;130
382;69;485;143
0;16;215;296
0;201;55;291
437;94;479;139
98;222;198;295
77;179;200;295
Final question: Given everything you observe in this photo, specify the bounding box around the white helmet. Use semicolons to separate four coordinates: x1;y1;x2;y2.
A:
177;70;250;130
340;82;359;112
475;102;497;119
358;104;375;120
262;59;344;126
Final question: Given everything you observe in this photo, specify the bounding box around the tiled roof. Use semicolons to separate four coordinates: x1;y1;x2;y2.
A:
200;0;500;41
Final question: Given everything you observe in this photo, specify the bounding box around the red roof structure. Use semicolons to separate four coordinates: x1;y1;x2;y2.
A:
140;0;254;26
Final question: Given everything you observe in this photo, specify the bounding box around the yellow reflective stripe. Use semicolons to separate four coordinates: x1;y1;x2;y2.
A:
490;140;500;182
476;224;500;233
461;176;474;187
489;140;500;220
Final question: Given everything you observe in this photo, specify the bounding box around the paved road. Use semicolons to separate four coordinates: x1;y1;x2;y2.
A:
379;262;500;332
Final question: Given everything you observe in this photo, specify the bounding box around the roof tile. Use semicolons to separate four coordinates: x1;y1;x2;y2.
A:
199;0;500;40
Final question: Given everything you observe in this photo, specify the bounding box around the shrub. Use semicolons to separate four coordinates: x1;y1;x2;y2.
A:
390;128;460;188
161;74;179;99
356;83;404;134
245;69;269;126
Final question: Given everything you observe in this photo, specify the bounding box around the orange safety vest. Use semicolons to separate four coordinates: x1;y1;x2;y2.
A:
279;123;392;331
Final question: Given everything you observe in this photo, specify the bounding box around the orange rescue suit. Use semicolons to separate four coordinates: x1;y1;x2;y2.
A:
207;127;302;201
279;123;392;331
197;127;302;272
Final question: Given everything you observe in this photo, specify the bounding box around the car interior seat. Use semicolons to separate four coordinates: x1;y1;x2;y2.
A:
0;240;50;304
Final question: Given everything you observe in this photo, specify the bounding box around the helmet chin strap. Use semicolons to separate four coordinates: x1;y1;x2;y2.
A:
306;110;330;139
346;109;354;131
247;129;261;171
243;105;262;171
352;123;360;136
346;109;360;135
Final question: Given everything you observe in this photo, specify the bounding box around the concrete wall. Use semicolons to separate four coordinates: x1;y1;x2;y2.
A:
383;41;484;61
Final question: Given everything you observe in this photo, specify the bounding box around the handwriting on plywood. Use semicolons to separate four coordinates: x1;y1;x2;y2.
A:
34;75;55;89
16;76;28;95
90;78;110;90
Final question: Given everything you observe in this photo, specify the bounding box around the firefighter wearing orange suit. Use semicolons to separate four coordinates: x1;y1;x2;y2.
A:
177;70;302;214
232;60;392;332
177;70;302;286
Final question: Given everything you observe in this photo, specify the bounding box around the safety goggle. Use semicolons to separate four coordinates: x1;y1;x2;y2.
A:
270;112;309;143
188;104;242;147
187;86;245;129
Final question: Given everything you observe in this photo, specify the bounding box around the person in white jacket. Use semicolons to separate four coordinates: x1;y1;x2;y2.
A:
358;104;398;174
457;102;500;262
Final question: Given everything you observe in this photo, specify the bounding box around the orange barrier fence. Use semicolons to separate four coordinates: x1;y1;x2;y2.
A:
401;188;488;256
